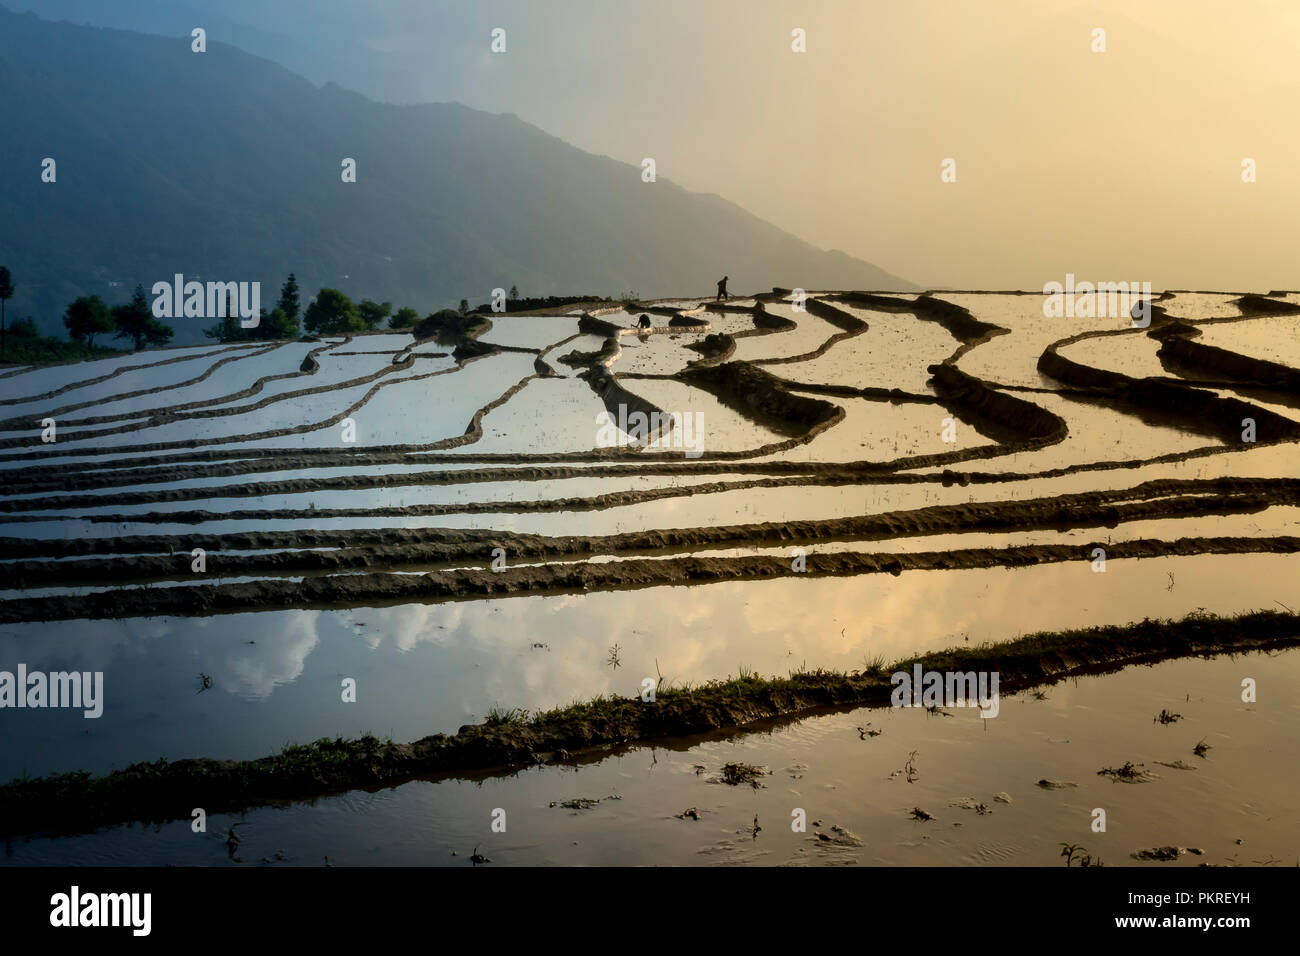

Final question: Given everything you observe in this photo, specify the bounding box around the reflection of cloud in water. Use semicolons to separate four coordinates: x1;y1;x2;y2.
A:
377;602;465;654
0;617;147;673
218;611;321;699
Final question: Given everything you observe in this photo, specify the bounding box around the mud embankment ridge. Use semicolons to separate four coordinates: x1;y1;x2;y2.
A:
1039;330;1300;444
677;360;844;436
1154;320;1300;394
928;363;1067;446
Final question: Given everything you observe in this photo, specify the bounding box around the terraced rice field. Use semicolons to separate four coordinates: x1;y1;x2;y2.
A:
2;291;1298;867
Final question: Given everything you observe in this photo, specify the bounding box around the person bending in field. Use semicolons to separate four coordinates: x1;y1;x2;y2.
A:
716;275;730;301
637;314;652;330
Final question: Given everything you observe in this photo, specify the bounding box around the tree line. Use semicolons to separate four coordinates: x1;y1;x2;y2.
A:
0;265;176;363
204;277;450;341
0;263;508;361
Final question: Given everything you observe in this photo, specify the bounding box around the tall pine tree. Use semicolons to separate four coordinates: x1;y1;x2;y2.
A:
278;274;300;324
112;284;172;350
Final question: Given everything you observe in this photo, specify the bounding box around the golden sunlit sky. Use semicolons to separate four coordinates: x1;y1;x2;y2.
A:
430;0;1300;290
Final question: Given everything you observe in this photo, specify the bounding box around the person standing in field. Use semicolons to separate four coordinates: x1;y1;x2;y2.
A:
716;275;730;301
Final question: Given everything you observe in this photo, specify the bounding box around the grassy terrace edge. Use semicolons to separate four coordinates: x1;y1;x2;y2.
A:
1;608;1297;838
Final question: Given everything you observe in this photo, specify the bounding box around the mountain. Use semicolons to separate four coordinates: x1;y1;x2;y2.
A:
0;6;916;343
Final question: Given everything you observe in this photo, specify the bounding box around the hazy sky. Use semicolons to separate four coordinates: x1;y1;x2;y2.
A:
17;0;1300;288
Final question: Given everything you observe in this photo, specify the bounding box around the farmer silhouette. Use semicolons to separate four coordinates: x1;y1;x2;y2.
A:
716;275;730;301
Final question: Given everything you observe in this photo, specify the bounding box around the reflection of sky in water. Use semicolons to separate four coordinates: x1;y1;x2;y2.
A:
8;648;1298;866
1;552;1295;782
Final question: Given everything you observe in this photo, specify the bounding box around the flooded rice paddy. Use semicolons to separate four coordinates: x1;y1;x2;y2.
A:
1;291;1297;866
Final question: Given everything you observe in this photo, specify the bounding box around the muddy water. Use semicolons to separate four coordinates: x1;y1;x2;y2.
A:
476;316;580;351
729;304;839;362
763;396;993;462
618;378;785;452
1057;333;1169;380
615;333;712;375
1195;315;1300;368
778;309;955;393
1;552;1294;785
917;391;1221;474
933;293;1137;388
6;646;1296;866
1161;293;1246;320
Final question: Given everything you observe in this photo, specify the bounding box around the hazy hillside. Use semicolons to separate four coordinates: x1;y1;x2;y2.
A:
0;5;915;343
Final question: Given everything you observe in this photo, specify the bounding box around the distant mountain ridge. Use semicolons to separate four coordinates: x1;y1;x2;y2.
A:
0;5;916;344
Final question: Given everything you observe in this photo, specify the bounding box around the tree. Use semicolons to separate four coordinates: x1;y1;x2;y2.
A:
358;299;392;330
303;288;364;334
508;285;519;300
204;314;243;342
203;291;244;342
277;273;300;324
389;306;420;329
458;298;469;314
0;266;12;362
112;284;173;350
262;306;299;340
63;295;114;349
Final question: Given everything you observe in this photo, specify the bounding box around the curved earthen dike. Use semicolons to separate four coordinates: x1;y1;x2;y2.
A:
676;360;845;437
8;474;1294;561
557;336;619;368
0;315;512;453
16;338;352;434
0;342;285;430
6;430;1263;515
580;363;676;444
927;363;1067;446
1;609;1295;838
802;297;868;333
776;379;939;405
749;298;868;366
0;344;514;459
7;477;1299;587
0;336;356;447
745;301;798;333
1153;320;1300;393
0;294;921;470
1;291;1289;496
0;342;257;407
0;453;1266;527
1038;329;1300;444
2;533;1297;623
830;291;1004;344
684;333;736;366
577;314;625;337
1235;293;1300;315
560;304;853;455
